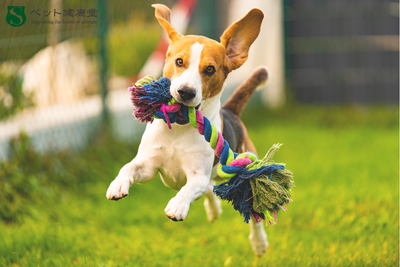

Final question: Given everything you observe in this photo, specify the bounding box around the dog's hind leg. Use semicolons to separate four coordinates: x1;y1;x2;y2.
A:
249;217;269;257
106;156;157;201
204;180;222;222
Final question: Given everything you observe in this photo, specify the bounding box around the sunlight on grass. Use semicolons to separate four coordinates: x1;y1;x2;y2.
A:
0;105;398;266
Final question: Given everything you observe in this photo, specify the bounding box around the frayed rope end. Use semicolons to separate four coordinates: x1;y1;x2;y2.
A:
214;144;294;225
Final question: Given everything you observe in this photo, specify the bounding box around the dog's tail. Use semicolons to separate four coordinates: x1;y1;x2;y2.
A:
222;66;268;117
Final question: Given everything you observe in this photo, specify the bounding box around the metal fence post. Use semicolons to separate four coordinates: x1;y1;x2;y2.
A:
97;0;109;124
282;0;290;86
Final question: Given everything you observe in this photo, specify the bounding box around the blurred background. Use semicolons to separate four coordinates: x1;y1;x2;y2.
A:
0;0;398;266
0;0;398;159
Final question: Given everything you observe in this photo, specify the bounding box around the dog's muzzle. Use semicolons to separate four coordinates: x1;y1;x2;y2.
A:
178;87;196;101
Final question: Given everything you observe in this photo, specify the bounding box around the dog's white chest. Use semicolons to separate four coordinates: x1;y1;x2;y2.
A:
153;143;188;190
138;120;215;190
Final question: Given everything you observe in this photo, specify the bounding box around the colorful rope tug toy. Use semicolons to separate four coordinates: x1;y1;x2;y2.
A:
129;76;294;224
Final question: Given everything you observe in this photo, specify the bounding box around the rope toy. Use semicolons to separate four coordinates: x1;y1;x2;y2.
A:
129;76;294;224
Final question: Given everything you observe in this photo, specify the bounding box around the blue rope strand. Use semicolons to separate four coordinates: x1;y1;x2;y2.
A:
143;77;172;103
203;117;212;142
219;140;230;165
221;165;243;174
181;105;189;121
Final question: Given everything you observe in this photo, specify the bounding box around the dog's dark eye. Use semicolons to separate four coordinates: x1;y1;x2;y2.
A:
176;58;184;67
205;66;216;75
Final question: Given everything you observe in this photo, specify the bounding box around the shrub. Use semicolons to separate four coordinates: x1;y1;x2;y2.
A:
0;71;33;119
0;128;139;223
83;19;160;78
0;132;90;223
108;20;161;77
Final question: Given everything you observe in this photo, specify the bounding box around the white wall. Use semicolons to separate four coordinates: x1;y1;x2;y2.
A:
224;0;286;108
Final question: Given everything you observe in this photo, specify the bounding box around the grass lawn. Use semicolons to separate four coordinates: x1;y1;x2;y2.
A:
0;105;398;266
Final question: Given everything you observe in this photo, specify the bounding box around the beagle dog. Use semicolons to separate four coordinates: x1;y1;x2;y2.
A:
106;4;269;257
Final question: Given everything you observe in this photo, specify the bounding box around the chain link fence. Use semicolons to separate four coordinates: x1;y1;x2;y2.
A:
0;0;177;161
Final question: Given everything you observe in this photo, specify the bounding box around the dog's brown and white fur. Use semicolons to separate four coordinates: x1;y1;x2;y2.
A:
106;4;269;256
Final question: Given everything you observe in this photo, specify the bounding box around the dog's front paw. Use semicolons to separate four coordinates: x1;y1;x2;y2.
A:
106;174;132;201
164;196;190;221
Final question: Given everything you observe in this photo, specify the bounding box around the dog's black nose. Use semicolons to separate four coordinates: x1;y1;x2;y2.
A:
178;87;196;101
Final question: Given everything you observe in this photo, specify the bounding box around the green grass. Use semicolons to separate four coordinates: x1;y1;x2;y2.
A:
0;105;398;266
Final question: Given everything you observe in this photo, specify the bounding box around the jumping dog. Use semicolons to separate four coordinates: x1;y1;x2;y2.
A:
106;4;269;256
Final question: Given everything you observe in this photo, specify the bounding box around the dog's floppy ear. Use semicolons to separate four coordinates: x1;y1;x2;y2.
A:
152;4;182;43
221;8;264;71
